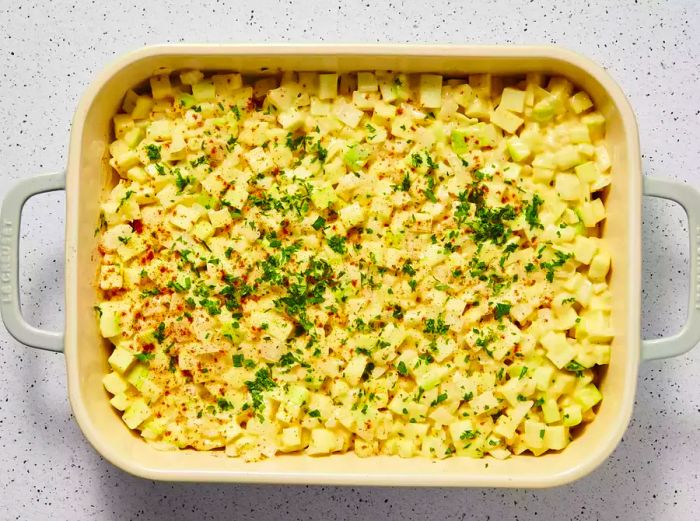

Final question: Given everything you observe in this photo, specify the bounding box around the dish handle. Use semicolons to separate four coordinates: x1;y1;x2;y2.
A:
642;176;700;361
0;172;65;352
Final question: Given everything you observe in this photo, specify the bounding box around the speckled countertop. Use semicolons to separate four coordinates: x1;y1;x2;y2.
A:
0;0;698;519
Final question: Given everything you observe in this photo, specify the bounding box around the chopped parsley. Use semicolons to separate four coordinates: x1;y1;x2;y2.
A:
541;251;573;282
423;175;437;203
493;302;511;320
425;152;438;171
565;360;586;376
430;392;448;407
410;153;423;168
153;322;166;343
175;169;193;192
245;368;277;417
327;235;347;254
474;329;497;357
144;144;161;161
135;352;154;363
278;352;300;367
167;277;191;293
313;141;328;162
190;155;208;168
525;194;544;230
140;288;160;298
200;298;222;316
274;258;336;332
454;190;470;226
116;190;134;212
311;216;326;231
397;361;408;376
470;204;517;245
217;398;234;411
401;260;417;277
423;317;449;335
285;132;309;151
400;171;411;192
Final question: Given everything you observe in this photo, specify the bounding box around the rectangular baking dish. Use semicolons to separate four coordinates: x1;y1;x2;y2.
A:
2;44;699;487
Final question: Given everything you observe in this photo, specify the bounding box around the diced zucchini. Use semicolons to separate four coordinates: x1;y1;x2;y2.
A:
544;425;569;450
192;81;216;101
419;74;443;108
499;87;526;113
307;428;339;455
555;173;582;201
100;304;123;339
122;398;152;429
318;74;338;100
150;74;172;100
103;371;129;394
561;404;583;426
344;355;368;386
540;331;577;369
110;393;131;411
490;107;523;134
506;137;531;162
131;95;153;119
574;383;603;411
125;363;149;390
94;69;615;461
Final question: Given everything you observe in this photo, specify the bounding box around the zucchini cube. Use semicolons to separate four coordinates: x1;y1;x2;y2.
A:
102;371;129;395
122;398;152;429
419;74;443;108
569;91;593;114
149;74;172;100
318;74;338;100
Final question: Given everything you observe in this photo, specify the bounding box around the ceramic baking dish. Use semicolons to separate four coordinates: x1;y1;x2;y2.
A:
2;44;699;487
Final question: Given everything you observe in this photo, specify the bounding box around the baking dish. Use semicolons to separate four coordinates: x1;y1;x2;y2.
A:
1;44;699;487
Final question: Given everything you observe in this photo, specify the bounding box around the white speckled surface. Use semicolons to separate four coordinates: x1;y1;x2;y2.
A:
0;0;698;519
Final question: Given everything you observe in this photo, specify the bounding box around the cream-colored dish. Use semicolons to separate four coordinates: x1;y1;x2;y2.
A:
1;45;699;487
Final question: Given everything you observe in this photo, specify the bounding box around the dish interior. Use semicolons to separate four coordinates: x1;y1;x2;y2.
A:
66;47;640;485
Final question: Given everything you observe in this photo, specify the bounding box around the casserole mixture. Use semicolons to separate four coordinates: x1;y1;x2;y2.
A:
95;69;613;461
